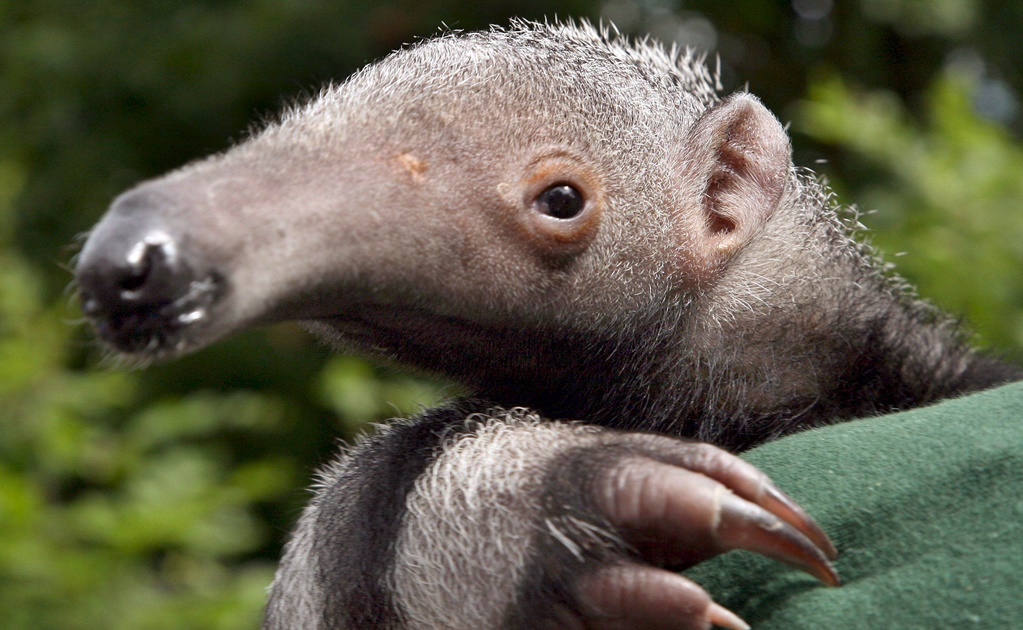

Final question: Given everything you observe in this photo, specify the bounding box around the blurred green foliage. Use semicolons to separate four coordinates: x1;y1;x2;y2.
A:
2;185;277;628
798;70;1023;351
1;0;1021;626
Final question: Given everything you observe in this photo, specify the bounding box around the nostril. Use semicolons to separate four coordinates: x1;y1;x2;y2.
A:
119;271;148;293
115;234;180;304
119;239;170;296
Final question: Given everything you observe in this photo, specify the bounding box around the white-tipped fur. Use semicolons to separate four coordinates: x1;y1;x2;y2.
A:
263;497;327;629
390;410;605;628
78;17;1019;630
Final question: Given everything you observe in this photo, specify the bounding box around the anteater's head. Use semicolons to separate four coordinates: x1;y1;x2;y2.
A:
75;21;791;397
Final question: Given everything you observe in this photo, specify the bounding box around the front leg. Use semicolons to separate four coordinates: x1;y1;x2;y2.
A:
265;404;837;629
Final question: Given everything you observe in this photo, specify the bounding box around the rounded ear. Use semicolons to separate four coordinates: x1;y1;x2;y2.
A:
680;93;791;267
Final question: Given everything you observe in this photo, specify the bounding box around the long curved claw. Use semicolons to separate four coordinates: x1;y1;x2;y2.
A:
577;564;750;630
599;457;839;587
715;485;840;586
759;483;838;560
619;437;839;561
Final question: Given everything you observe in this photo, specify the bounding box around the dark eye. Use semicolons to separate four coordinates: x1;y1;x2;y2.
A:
535;184;585;219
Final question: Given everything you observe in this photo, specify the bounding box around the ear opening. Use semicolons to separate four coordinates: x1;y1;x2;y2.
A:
683;93;791;262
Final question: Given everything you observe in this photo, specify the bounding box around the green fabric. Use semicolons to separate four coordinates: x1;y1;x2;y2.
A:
685;382;1023;629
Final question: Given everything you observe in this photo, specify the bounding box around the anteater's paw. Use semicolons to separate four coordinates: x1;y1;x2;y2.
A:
542;436;839;630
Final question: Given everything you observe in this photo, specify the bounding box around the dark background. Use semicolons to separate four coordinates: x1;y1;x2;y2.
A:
3;1;1022;627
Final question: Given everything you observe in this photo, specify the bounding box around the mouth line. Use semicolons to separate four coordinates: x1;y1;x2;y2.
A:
87;275;222;356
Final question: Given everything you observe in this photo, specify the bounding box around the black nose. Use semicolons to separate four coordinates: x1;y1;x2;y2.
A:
79;234;183;316
76;189;219;353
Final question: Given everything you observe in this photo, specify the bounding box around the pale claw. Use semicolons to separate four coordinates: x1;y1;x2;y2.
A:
652;440;838;561
759;483;838;561
716;484;840;586
577;564;749;630
707;602;750;630
594;433;841;585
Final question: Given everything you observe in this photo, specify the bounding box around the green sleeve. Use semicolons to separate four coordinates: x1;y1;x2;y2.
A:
685;382;1023;629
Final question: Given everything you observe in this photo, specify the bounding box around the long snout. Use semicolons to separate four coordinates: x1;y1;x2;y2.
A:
73;129;496;361
76;187;224;355
74;64;608;364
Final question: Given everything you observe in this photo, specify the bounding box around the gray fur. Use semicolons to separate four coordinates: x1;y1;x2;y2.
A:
390;411;604;628
263;499;326;628
74;19;1022;630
